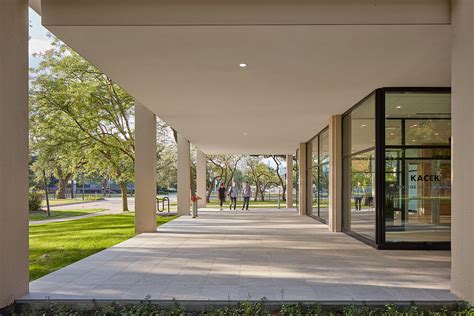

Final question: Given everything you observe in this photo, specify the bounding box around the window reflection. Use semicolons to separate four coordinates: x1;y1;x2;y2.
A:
310;137;319;217
319;130;329;222
343;93;376;240
385;92;451;242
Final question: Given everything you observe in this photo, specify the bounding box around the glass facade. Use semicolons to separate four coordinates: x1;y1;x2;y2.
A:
384;92;451;243
341;88;451;249
307;128;330;222
295;149;299;211
342;94;376;240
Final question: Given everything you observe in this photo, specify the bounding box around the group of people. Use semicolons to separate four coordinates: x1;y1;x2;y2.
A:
217;181;251;211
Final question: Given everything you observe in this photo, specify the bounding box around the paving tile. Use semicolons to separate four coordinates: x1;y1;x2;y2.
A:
159;286;203;300
237;286;279;301
199;286;240;301
23;209;456;302
277;286;318;301
120;284;167;300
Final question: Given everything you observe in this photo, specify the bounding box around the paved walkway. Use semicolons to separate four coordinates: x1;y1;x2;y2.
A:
29;208;122;226
21;208;457;302
29;198;129;225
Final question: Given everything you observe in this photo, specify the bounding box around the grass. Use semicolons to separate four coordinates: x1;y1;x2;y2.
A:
29;213;176;280
29;208;105;221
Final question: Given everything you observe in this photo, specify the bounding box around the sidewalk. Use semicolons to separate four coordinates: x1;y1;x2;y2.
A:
29;208;122;226
23;208;456;302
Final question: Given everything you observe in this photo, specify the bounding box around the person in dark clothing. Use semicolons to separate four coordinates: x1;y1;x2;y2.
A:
217;183;226;211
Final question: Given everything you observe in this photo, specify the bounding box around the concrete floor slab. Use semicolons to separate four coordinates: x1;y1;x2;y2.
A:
21;209;458;303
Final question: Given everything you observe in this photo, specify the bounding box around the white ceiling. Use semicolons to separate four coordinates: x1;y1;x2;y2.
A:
47;24;451;154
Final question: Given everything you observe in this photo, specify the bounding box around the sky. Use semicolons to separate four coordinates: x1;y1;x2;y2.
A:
29;8;53;68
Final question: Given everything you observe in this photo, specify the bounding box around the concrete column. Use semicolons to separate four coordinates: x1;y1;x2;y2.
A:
286;155;294;208
298;143;307;216
134;102;157;234
177;133;191;215
451;0;474;304
328;116;343;232
0;0;29;307
196;149;207;208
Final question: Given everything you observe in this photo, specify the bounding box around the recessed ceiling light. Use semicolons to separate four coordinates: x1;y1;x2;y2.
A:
239;63;247;68
412;139;416;142
396;105;402;109
360;124;367;127
243;132;248;136
390;133;394;136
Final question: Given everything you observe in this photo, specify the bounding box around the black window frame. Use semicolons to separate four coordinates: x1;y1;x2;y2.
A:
342;87;451;250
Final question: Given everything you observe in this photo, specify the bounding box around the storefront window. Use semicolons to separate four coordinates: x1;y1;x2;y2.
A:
295;149;299;211
307;128;329;222
310;137;319;216
319;130;330;222
342;94;376;240
384;92;451;242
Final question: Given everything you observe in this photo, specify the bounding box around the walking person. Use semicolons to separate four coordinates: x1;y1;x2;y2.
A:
217;182;226;211
242;181;251;211
353;181;364;211
228;181;238;210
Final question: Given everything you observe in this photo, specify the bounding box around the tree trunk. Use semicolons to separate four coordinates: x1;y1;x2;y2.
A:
271;155;286;201
56;173;72;199
119;182;129;212
190;165;196;196
254;183;259;201
207;176;217;203
260;188;265;201
102;178;108;196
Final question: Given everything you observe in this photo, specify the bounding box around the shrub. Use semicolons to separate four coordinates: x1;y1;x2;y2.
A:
29;189;44;212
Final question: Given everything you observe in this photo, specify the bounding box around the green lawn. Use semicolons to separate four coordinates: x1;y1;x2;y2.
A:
29;208;105;221
29;213;176;280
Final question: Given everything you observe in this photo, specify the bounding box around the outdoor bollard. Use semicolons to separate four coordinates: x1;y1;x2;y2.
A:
192;201;198;218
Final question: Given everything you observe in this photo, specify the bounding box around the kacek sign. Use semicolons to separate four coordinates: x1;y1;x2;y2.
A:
410;174;441;182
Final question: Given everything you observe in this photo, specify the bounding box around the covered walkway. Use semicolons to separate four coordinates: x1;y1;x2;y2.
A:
21;208;457;302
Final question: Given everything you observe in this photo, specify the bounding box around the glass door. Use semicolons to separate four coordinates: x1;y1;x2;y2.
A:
386;157;451;242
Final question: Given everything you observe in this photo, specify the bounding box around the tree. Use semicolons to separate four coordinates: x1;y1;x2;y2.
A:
206;155;243;202
244;157;279;201
156;119;178;192
271;155;286;201
30;38;135;211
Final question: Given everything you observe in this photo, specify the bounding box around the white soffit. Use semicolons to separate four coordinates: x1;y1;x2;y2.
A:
38;1;451;154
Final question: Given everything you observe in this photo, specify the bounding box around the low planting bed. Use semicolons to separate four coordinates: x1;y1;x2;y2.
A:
5;299;472;316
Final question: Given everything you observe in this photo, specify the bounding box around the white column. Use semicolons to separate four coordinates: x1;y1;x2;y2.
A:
0;0;29;307
329;115;342;232
286;154;294;208
177;133;191;215
134;102;157;233
196;150;207;208
298;143;307;216
451;0;474;304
